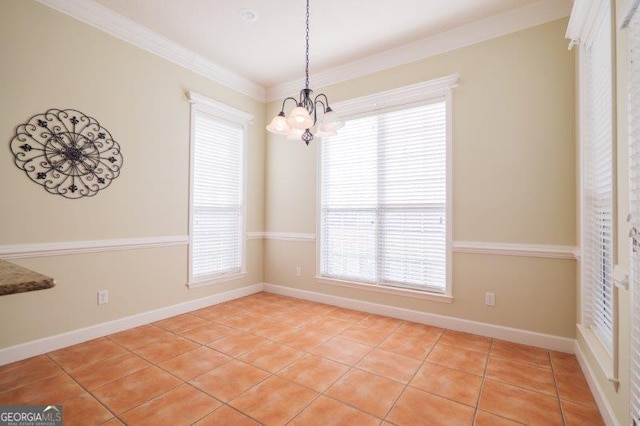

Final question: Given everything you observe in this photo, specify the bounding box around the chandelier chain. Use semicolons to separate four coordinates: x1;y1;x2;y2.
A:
305;0;310;89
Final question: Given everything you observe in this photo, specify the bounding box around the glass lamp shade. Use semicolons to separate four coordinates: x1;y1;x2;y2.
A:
286;128;305;141
266;113;290;135
313;123;337;138
286;106;313;129
319;109;345;132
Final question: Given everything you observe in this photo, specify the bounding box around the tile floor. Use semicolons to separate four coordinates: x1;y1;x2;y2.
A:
0;292;604;425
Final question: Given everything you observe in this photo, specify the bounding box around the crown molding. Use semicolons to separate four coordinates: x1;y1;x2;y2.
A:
266;0;572;101
35;0;570;105
35;0;266;101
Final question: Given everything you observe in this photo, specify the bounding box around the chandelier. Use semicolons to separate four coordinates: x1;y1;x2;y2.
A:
266;0;344;145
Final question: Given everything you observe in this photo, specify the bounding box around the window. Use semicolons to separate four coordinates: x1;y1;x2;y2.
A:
580;0;615;352
188;92;253;288
626;1;640;422
318;77;455;297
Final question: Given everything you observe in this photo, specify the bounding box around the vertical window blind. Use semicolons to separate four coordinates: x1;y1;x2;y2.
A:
583;2;614;351
191;111;244;279
320;100;448;293
629;6;640;423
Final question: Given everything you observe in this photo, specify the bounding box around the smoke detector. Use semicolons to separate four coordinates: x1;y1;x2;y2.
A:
238;9;258;22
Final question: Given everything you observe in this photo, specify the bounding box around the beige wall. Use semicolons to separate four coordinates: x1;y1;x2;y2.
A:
265;18;577;338
0;1;265;348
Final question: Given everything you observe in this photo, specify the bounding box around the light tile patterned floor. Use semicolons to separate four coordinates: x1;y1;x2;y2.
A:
0;292;604;425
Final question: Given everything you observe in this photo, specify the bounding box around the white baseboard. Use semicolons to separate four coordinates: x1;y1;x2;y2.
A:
574;341;619;426
0;283;264;366
263;283;575;353
1;281;576;367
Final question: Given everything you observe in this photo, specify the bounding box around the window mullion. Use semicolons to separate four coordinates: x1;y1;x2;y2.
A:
375;115;382;285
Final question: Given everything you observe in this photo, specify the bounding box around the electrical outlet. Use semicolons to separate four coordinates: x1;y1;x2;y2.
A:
97;290;108;305
296;267;302;277
485;292;495;307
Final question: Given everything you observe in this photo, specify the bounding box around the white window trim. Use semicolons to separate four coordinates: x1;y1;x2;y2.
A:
566;0;608;47
315;74;457;300
187;91;253;289
188;272;248;289
571;0;619;385
315;276;453;303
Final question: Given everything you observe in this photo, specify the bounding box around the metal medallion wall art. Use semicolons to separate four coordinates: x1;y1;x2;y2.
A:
10;108;123;199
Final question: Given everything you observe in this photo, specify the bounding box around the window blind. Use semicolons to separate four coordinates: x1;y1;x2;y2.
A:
320;100;448;293
191;111;244;279
583;2;614;351
629;7;640;423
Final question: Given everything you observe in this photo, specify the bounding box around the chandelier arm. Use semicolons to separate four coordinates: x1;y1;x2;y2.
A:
280;97;298;112
314;94;329;111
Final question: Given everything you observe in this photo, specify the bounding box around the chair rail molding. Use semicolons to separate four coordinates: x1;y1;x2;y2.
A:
0;236;189;259
252;233;579;259
261;232;317;242
453;241;579;260
255;234;579;260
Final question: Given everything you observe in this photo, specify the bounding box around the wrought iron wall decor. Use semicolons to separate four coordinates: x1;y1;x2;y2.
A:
10;108;123;199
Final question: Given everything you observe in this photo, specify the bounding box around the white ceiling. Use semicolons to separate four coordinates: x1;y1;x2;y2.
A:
93;0;550;90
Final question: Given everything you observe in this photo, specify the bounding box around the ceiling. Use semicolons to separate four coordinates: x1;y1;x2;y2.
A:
93;0;553;90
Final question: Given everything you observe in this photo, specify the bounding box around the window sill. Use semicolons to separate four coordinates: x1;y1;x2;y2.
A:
188;272;247;289
315;276;453;303
576;324;617;387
